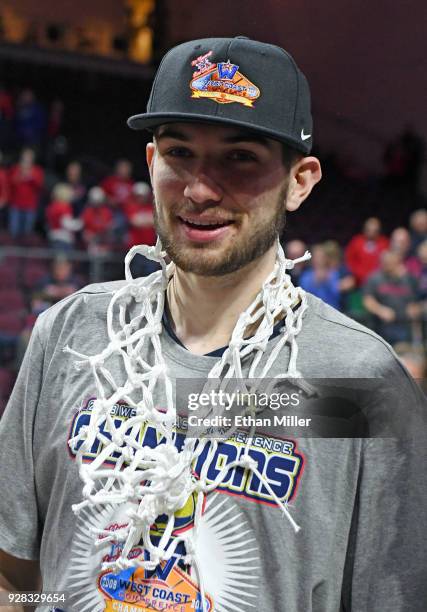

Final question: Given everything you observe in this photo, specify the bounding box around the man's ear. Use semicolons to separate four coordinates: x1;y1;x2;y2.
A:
285;156;322;212
146;142;156;182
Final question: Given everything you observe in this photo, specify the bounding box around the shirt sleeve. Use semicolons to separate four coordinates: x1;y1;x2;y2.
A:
0;322;45;560
341;362;427;611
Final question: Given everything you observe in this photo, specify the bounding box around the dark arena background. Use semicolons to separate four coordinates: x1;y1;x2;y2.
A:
0;0;426;409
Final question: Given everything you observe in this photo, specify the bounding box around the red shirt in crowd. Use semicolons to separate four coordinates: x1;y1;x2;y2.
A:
8;164;44;211
45;200;73;230
0;169;9;206
81;206;113;240
345;234;389;286
123;198;156;248
101;175;134;207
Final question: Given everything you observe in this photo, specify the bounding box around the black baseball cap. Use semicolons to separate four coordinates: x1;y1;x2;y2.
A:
127;36;313;154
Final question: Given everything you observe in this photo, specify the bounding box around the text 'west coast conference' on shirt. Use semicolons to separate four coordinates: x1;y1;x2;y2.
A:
0;279;426;612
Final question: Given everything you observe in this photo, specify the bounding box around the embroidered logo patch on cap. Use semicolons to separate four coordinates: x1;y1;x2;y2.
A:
190;51;260;107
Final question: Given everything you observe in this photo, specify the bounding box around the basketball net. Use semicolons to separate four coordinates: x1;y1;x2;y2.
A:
65;238;311;610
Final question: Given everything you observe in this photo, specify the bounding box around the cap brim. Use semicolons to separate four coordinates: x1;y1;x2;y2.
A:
127;112;311;154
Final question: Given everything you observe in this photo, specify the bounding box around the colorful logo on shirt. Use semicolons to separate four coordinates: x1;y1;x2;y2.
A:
67;493;259;612
68;399;304;508
95;489;210;610
151;488;204;537
190;51;260;107
99;564;213;611
67;400;305;610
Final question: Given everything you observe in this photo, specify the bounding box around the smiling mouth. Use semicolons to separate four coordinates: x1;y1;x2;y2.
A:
178;216;235;231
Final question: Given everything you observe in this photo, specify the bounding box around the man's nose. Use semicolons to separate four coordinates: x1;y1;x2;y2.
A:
183;169;223;205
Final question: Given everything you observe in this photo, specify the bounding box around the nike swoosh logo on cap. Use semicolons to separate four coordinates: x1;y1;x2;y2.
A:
301;129;311;141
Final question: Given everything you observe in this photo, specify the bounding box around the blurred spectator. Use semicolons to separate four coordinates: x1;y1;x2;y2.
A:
299;244;341;309
15;291;51;368
415;240;427;300
363;250;421;345
8;147;44;237
14;89;46;150
24;292;51;330
64;161;87;215
101;159;134;237
0;151;9;228
36;257;81;303
101;158;134;206
124;182;155;248
409;209;427;255
0;84;13;121
81;186;113;252
345;217;389;286
284;239;308;285
45;183;82;251
45;98;67;171
47;98;64;141
323;240;355;310
390;227;411;260
124;182;159;277
17;259;81;367
0;83;14;150
389;226;422;277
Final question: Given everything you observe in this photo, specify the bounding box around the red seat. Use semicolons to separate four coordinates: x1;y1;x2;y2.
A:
22;263;50;290
0;312;25;335
0;231;14;246
1;256;22;270
18;233;48;248
0;265;19;289
0;289;26;313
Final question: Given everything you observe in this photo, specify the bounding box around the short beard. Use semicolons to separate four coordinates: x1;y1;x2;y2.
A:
153;186;287;277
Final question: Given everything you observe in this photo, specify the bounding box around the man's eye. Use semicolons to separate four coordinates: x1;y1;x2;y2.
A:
166;147;192;158
228;150;257;162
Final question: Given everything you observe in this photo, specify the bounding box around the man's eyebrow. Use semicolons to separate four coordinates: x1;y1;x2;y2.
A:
155;128;189;141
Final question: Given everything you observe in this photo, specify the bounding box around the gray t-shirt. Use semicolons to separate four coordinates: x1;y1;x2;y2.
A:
0;280;426;612
363;270;418;343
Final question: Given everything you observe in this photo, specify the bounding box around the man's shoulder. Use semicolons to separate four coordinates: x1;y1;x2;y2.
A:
42;279;126;308
305;292;374;336
302;292;402;376
35;277;155;339
76;279;129;295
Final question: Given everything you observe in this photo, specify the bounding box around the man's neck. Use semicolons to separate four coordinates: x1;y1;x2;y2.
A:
166;247;278;355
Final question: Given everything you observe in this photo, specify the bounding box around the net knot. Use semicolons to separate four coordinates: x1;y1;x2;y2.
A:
89;354;105;367
194;479;207;493
285;250;311;269
111;431;125;447
239;455;257;471
129;284;148;302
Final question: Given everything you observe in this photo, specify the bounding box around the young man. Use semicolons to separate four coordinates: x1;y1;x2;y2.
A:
0;37;426;612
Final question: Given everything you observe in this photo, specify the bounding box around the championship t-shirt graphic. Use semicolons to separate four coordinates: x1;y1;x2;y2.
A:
65;399;304;611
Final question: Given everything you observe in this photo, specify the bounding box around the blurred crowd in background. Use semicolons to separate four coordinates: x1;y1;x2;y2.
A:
0;83;427;412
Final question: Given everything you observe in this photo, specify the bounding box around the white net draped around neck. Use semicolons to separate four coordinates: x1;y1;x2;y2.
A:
65;238;310;609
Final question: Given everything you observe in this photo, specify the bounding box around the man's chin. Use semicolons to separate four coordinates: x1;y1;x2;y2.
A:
165;247;238;276
157;220;281;277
